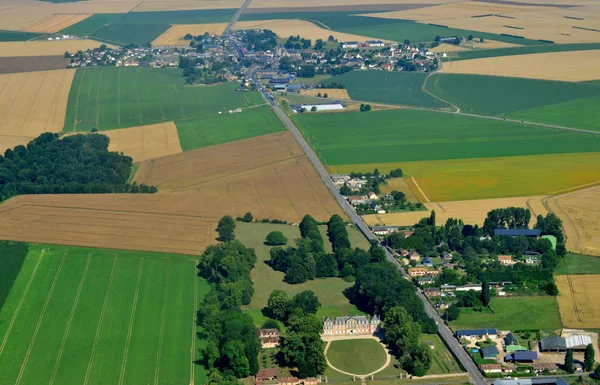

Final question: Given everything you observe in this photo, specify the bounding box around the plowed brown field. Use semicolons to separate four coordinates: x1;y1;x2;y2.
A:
0;69;75;153
0;132;344;255
301;88;351;99
556;275;600;328
22;13;91;33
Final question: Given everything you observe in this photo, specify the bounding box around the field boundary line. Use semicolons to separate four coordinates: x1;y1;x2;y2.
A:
154;257;172;385
15;251;68;385
118;257;145;385
83;254;117;385
296;158;336;217
190;260;198;385
0;249;45;356
548;179;600;196
72;69;86;131
410;176;430;203
421;71;459;112
49;252;92;385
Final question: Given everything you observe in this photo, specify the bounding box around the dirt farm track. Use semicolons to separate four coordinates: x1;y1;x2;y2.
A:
0;132;344;255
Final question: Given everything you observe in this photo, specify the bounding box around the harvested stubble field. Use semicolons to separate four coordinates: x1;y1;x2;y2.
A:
0;132;344;254
0;56;70;74
152;23;228;45
21;13;91;33
546;184;600;256
100;122;183;162
0;69;75;153
246;0;444;10
329;152;600;202
300;88;351;99
556;275;600;329
442;43;600;62
0;244;210;385
441;50;600;82
133;0;244;12
363;196;548;227
0;40;110;57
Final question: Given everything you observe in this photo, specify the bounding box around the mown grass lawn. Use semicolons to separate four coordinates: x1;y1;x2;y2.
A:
0;244;208;385
449;296;562;332
419;334;463;375
236;222;369;326
327;339;388;375
555;253;600;275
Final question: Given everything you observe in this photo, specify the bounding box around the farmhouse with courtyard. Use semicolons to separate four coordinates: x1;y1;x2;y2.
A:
322;315;380;336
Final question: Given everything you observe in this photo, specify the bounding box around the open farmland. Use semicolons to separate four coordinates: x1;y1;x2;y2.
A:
236;221;369;326
0;69;75;153
300;88;351;99
425;73;600;115
509;96;600;132
293;109;600;165
63;67;265;132
0;132;344;254
152;23;228;45
322;71;446;107
443;43;600;61
546;184;600;256
556;253;600;275
0;40;110;57
363;195;548;227
0;56;70;74
100;122;183;162
21;14;92;33
556;275;600;329
133;0;244;12
441;50;600;82
330;152;600;202
58;14;124;36
175;105;284;151
0;244;210;385
0;30;43;42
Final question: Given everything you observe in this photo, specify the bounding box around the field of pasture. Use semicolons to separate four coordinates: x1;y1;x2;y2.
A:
0;244;209;385
63;67;266;132
293;109;600;165
320;71;447;108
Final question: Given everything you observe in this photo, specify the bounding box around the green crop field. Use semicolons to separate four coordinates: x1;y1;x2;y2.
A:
322;71;447;108
0;244;209;385
176;105;284;151
63;67;266;132
90;23;171;45
236;222;369;326
450;296;562;331
0;242;28;312
329;152;600;201
0;30;44;42
293;109;600;166
508;96;600;132
442;43;600;61
326;339;387;375
555;253;600;275
59;14;125;36
425;74;600;116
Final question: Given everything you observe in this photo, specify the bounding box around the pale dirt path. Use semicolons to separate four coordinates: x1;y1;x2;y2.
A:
322;335;392;379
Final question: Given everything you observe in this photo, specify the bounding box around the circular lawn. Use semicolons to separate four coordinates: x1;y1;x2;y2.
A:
326;339;388;375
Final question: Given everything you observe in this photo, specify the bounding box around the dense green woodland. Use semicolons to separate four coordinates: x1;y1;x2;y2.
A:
0;133;155;202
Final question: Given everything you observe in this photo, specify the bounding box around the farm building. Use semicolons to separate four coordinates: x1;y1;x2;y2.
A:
256;368;278;382
505;350;537;363
287;84;302;93
456;328;498;340
540;334;592;352
372;226;398;236
299;103;344;112
340;41;359;49
494;229;541;237
481;346;500;359
365;40;385;47
456;283;482;292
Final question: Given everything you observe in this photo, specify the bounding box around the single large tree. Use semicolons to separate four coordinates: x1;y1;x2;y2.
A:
585;343;595;371
216;215;236;241
265;231;288;246
565;349;575;373
267;290;290;321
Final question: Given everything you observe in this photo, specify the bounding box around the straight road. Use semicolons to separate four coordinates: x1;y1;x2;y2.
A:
223;0;252;35
252;76;488;385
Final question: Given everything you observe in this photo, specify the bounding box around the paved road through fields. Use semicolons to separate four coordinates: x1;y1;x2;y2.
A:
251;75;488;385
223;0;252;35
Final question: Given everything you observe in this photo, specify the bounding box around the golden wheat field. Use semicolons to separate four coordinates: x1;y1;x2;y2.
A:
21;13;91;33
248;0;446;10
362;195;548;227
546;184;600;256
0;40;112;57
300;88;351;99
441;50;600;81
0;69;75;153
556;275;600;329
152;23;228;45
102;122;183;163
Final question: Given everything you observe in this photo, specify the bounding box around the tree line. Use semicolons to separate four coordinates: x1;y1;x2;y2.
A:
0;132;156;202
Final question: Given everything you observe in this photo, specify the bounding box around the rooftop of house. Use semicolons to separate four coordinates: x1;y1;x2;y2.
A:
494;229;541;237
456;328;498;337
481;346;500;356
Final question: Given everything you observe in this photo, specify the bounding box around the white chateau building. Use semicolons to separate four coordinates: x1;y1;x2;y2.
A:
322;315;380;336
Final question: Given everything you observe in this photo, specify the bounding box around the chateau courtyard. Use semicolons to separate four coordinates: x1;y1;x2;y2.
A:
324;336;391;376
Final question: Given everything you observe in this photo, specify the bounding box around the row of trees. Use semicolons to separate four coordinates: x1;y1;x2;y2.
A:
0;133;155;202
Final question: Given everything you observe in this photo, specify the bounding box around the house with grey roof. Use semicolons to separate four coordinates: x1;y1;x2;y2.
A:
322;315;380;336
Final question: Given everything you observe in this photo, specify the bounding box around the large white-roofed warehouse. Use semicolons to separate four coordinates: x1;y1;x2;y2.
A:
540;335;592;352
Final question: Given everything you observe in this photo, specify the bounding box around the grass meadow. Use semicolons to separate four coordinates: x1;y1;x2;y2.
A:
322;71;447;108
329;152;600;201
425;73;600;116
0;244;209;385
293;109;600;165
555;253;600;275
326;339;387;375
443;43;600;61
91;23;171;45
235;222;369;327
63;67;265;132
176;105;284;151
449;296;562;331
0;30;43;42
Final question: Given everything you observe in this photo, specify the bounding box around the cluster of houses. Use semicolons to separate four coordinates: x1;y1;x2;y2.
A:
66;46;198;69
455;329;593;377
255;368;318;385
